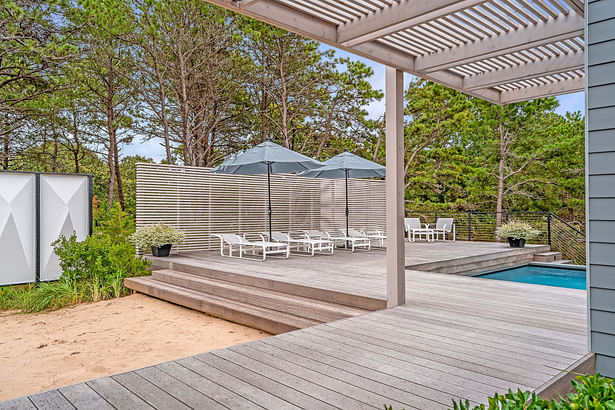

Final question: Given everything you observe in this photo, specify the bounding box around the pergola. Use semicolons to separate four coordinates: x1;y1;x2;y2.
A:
205;0;615;376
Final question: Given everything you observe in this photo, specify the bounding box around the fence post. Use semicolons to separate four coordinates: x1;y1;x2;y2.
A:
547;212;552;246
467;211;471;241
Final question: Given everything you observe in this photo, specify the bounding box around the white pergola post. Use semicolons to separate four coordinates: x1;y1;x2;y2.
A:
385;67;405;308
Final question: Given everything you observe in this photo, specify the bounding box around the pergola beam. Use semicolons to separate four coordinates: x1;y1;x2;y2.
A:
560;0;585;17
337;0;487;47
499;76;584;104
415;13;584;73
204;0;503;103
464;51;584;90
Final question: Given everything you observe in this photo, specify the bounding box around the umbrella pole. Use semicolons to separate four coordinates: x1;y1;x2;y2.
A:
345;169;349;246
267;162;272;241
345;170;349;236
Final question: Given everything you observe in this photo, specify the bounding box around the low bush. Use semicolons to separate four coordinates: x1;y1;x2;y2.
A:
129;223;185;250
0;203;149;313
495;220;541;241
451;373;615;410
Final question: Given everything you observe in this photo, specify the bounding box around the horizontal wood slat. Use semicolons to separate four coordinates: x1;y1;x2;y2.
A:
136;163;386;253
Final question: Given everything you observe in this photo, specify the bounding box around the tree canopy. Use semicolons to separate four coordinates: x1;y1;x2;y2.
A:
0;0;584;226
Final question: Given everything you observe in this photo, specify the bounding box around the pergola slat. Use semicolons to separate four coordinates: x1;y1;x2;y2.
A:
207;0;585;104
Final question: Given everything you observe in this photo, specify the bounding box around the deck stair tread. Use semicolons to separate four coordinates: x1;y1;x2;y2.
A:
125;276;322;334
151;269;370;321
149;258;387;310
533;251;563;262
125;270;371;334
407;245;550;275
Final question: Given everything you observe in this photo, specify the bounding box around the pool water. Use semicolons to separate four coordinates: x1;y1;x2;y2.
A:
478;264;586;290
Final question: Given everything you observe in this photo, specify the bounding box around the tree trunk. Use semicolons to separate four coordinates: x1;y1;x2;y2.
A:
496;120;505;227
177;47;191;165
107;136;115;205
2;135;9;170
260;83;267;142
74;150;80;174
42;130;48;172
113;142;125;210
106;85;116;205
72;112;80;173
51;136;58;172
153;57;172;164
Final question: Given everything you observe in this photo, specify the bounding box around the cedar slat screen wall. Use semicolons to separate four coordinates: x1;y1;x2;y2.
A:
136;163;386;253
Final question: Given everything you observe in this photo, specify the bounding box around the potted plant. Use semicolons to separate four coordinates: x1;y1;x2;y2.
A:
495;221;541;248
129;224;185;257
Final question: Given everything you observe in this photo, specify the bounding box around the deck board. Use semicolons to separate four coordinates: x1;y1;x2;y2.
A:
151;241;549;300
4;242;589;409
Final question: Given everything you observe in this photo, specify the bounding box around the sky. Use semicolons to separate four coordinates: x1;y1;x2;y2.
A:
125;45;586;162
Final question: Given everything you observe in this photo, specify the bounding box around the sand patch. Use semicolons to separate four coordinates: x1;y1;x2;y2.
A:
0;293;269;401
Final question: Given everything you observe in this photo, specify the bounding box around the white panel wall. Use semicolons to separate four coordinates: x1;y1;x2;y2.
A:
39;174;90;281
0;173;36;284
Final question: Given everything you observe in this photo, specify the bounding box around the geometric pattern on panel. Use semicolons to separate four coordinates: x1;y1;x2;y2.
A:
40;175;89;281
0;173;36;285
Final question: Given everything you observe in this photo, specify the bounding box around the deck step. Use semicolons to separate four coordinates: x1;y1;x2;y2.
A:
148;258;386;311
125;276;321;334
551;259;573;265
151;269;370;322
533;251;563;262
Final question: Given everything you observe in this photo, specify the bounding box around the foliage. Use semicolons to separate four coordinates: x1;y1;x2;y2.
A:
0;1;584;227
495;221;541;241
0;203;149;313
451;374;615;410
129;224;185;249
453;389;549;410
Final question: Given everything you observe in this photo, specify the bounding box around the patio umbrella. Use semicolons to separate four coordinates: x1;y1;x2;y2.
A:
299;151;385;236
212;140;323;239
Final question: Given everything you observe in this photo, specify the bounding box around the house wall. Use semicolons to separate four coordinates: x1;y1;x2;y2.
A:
587;0;615;377
136;163;386;253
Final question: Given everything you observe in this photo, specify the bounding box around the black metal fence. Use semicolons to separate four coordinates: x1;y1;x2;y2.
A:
409;211;586;265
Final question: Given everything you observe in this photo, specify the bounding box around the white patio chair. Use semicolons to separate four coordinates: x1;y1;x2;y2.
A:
210;233;289;261
363;229;387;247
349;228;386;247
404;218;433;242
301;230;327;240
268;231;334;256
430;218;456;241
324;229;371;252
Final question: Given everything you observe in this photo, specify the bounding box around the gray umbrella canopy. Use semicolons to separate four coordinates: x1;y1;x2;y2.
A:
212;140;323;175
299;151;385;179
212;140;323;239
299;151;385;236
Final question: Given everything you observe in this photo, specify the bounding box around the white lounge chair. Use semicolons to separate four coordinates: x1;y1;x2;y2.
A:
301;230;327;240
211;233;289;261
430;218;456;241
323;230;371;252
404;218;433;242
348;228;386;247
267;231;334;256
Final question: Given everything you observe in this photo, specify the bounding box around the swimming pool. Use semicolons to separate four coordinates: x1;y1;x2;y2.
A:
477;264;586;289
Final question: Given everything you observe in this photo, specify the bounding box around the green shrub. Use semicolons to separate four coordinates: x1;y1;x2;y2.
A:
0;202;149;313
451;373;615;410
453;390;549;410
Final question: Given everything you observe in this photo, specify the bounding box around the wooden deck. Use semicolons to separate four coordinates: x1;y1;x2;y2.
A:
148;241;549;301
2;264;589;409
